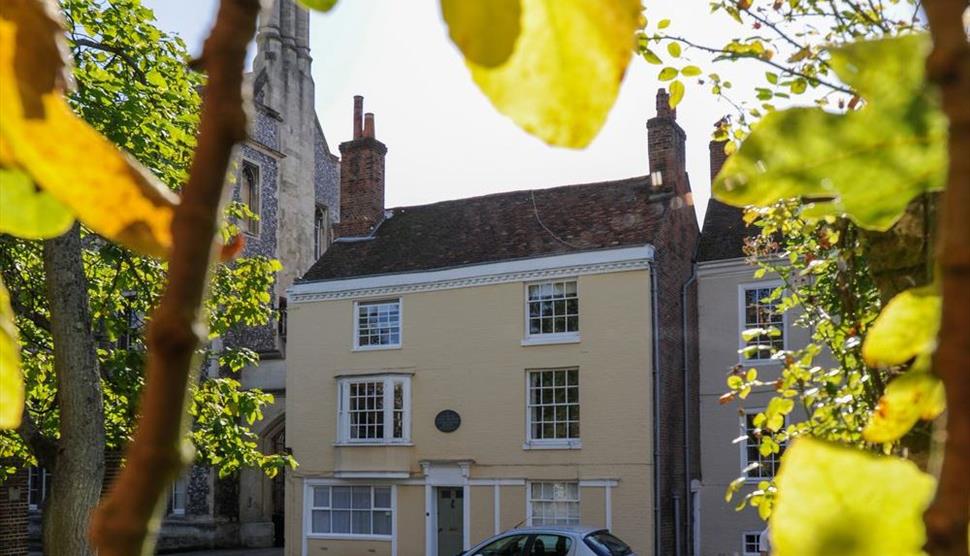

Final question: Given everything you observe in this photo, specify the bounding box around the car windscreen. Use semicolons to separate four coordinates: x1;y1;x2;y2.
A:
583;531;633;556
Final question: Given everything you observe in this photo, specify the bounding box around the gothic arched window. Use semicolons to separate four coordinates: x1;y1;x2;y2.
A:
240;160;260;236
314;205;329;259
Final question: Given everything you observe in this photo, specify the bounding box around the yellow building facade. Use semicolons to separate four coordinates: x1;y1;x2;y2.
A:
284;247;658;556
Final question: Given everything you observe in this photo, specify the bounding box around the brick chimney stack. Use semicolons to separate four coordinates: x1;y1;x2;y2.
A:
337;96;387;238
647;88;689;198
709;117;730;181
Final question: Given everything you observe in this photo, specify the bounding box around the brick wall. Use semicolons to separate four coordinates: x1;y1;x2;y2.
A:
647;89;701;556
335;96;387;238
0;466;28;556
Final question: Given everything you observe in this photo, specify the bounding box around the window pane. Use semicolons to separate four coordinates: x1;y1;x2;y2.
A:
313;486;330;508
332;486;352;509
374;487;391;509
356;300;401;347
352;486;372;509
331;510;351;533
312;510;331;533
351;510;372;534
528;370;580;440
527;281;578;336
373;511;392;535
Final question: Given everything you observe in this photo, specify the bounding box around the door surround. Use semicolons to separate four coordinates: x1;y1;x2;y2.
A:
421;460;472;556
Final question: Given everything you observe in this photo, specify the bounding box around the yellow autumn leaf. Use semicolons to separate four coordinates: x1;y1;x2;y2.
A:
441;0;522;68
465;0;641;148
0;0;178;258
863;359;946;443
0;277;23;429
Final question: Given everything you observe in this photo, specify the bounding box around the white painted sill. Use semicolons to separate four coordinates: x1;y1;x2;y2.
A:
352;344;402;352
333;442;414;447
306;533;392;542
521;335;581;347
522;440;582;450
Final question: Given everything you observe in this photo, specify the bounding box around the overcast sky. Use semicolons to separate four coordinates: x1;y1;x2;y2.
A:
144;0;780;223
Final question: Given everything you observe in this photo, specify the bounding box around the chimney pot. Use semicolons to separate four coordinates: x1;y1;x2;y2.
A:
353;95;364;139
364;113;375;138
655;88;676;120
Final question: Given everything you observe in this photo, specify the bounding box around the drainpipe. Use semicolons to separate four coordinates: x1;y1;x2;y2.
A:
674;493;682;556
650;262;662;556
681;244;698;555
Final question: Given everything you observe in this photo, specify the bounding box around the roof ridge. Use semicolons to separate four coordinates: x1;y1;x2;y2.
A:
387;174;649;213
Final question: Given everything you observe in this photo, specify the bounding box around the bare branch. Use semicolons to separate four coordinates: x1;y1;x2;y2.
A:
658;34;856;96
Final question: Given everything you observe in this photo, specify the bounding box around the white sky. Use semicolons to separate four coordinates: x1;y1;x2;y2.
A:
144;0;777;224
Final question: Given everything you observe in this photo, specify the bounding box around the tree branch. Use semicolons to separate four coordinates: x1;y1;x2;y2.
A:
16;409;57;471
658;34;857;95
87;1;262;554
921;1;970;555
72;37;147;85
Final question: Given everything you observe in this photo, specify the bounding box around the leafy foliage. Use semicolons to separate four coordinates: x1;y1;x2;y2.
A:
715;36;947;231
0;0;292;480
638;0;925;123
0;0;178;259
0;276;22;428
772;438;936;556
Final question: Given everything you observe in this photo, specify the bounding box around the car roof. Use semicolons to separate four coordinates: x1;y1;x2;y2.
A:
507;525;604;536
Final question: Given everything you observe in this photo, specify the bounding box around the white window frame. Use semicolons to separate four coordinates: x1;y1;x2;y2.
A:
737;280;787;364
239;158;261;237
336;375;412;445
739;408;786;482
169;474;187;516
353;299;402;351
524;368;581;450
743;531;762;556
304;482;395;541
27;467;50;511
522;279;580;346
526;481;580;526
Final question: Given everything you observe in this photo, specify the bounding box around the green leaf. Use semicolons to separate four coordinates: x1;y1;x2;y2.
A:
713;35;946;231
298;0;338;11
0;277;23;429
145;68;167;90
668;80;684;108
772;438;936;556
766;71;778;84
0;166;74;239
657;18;670;29
863;366;946;443
464;0;641;148
667;42;681;57
790;78;807;94
863;285;940;367
641;48;662;65
441;0;522;68
658;67;678;81
681;65;702;77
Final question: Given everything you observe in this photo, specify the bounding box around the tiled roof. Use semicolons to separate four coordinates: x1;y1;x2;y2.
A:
697;199;753;262
302;177;670;282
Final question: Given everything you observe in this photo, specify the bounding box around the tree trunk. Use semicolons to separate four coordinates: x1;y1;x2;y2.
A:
42;224;105;556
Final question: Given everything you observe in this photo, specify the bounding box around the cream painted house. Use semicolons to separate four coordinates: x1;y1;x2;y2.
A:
695;143;811;556
283;91;701;556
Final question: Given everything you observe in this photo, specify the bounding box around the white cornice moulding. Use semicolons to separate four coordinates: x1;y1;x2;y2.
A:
289;245;655;303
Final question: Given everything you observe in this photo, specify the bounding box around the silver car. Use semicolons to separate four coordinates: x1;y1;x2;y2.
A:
462;525;637;556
